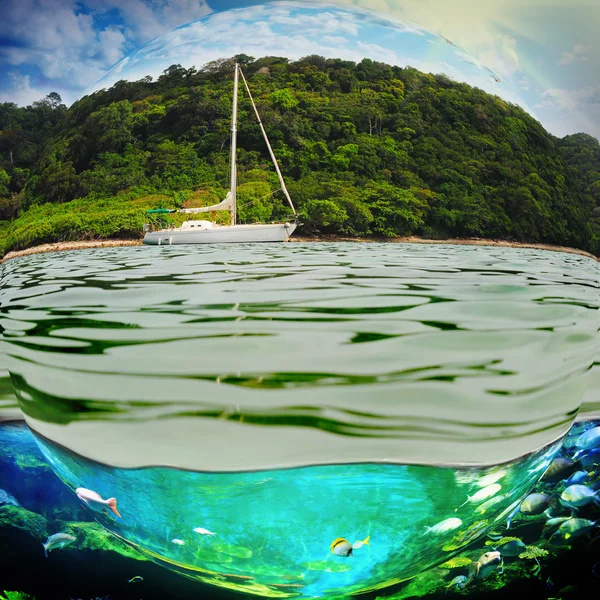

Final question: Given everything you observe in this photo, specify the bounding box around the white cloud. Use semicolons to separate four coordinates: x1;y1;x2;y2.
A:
477;36;521;79
0;0;212;104
86;0;211;43
0;73;41;105
0;0;128;90
268;10;360;36
534;85;600;138
539;86;600;110
557;43;592;66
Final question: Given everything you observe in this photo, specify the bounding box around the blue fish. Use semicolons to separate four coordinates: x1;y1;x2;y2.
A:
564;470;591;486
579;449;600;469
574;426;600;456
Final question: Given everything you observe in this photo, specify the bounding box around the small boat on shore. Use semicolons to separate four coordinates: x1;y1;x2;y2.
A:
143;62;297;245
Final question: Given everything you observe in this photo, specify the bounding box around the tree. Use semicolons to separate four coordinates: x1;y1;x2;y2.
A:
46;92;63;109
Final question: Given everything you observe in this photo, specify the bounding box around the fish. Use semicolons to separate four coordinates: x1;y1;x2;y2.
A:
555;518;597;540
579;449;600;469
76;488;121;518
458;484;502;507
330;536;370;557
486;531;504;542
560;485;600;508
43;533;76;557
564;470;592;486
502;500;522;529
0;489;20;507
495;539;526;557
460;520;488;544
520;493;553;516
541;457;579;483
171;538;185;545
128;576;143;583
542;516;573;535
193;527;216;536
352;536;370;550
422;518;462;535
475;495;506;515
477;470;506;488
446;575;468;591
471;551;503;580
575;426;600;454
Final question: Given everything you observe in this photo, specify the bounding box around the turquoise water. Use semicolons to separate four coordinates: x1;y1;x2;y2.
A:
0;242;598;597
31;431;560;597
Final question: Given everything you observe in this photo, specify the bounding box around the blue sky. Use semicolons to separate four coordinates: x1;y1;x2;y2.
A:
0;0;598;139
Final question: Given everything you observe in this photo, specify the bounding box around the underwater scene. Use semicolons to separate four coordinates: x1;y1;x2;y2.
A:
0;419;599;600
0;243;599;599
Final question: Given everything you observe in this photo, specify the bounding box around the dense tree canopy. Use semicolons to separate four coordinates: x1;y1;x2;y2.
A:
1;56;599;256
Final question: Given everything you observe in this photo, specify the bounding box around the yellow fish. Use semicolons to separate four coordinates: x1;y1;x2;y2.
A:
330;536;370;557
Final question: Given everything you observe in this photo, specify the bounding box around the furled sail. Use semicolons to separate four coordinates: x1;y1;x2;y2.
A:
177;191;235;214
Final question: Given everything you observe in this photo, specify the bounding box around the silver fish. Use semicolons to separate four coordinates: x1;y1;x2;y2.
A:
560;485;600;508
193;527;216;536
43;533;76;557
422;518;462;535
459;484;502;507
475;495;506;515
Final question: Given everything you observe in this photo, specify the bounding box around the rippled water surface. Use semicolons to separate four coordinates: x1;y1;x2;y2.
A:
1;243;597;469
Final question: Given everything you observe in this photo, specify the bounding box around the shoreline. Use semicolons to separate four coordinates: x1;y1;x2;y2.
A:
1;236;597;262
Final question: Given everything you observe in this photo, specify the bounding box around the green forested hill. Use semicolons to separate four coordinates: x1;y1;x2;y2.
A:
1;54;599;256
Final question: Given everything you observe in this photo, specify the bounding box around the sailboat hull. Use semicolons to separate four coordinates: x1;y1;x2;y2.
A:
143;222;297;245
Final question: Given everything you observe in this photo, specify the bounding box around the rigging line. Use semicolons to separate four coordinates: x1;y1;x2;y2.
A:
238;65;297;216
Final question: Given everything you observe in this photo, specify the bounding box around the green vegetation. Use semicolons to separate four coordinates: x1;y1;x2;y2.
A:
1;55;599;256
0;504;146;562
0;592;35;600
518;546;549;560
438;556;473;569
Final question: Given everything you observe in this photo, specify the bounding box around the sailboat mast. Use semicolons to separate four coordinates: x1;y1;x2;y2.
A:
238;66;297;216
230;63;239;226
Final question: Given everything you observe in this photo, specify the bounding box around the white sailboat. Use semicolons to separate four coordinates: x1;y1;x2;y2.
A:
143;63;298;245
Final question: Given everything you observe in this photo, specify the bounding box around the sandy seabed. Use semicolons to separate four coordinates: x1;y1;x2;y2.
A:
1;236;597;262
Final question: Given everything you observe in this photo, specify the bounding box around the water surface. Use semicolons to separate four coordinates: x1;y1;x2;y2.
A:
0;243;597;470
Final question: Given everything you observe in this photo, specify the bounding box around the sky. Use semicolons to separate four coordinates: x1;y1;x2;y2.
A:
0;0;598;140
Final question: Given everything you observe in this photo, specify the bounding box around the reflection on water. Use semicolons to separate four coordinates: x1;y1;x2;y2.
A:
0;243;597;472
